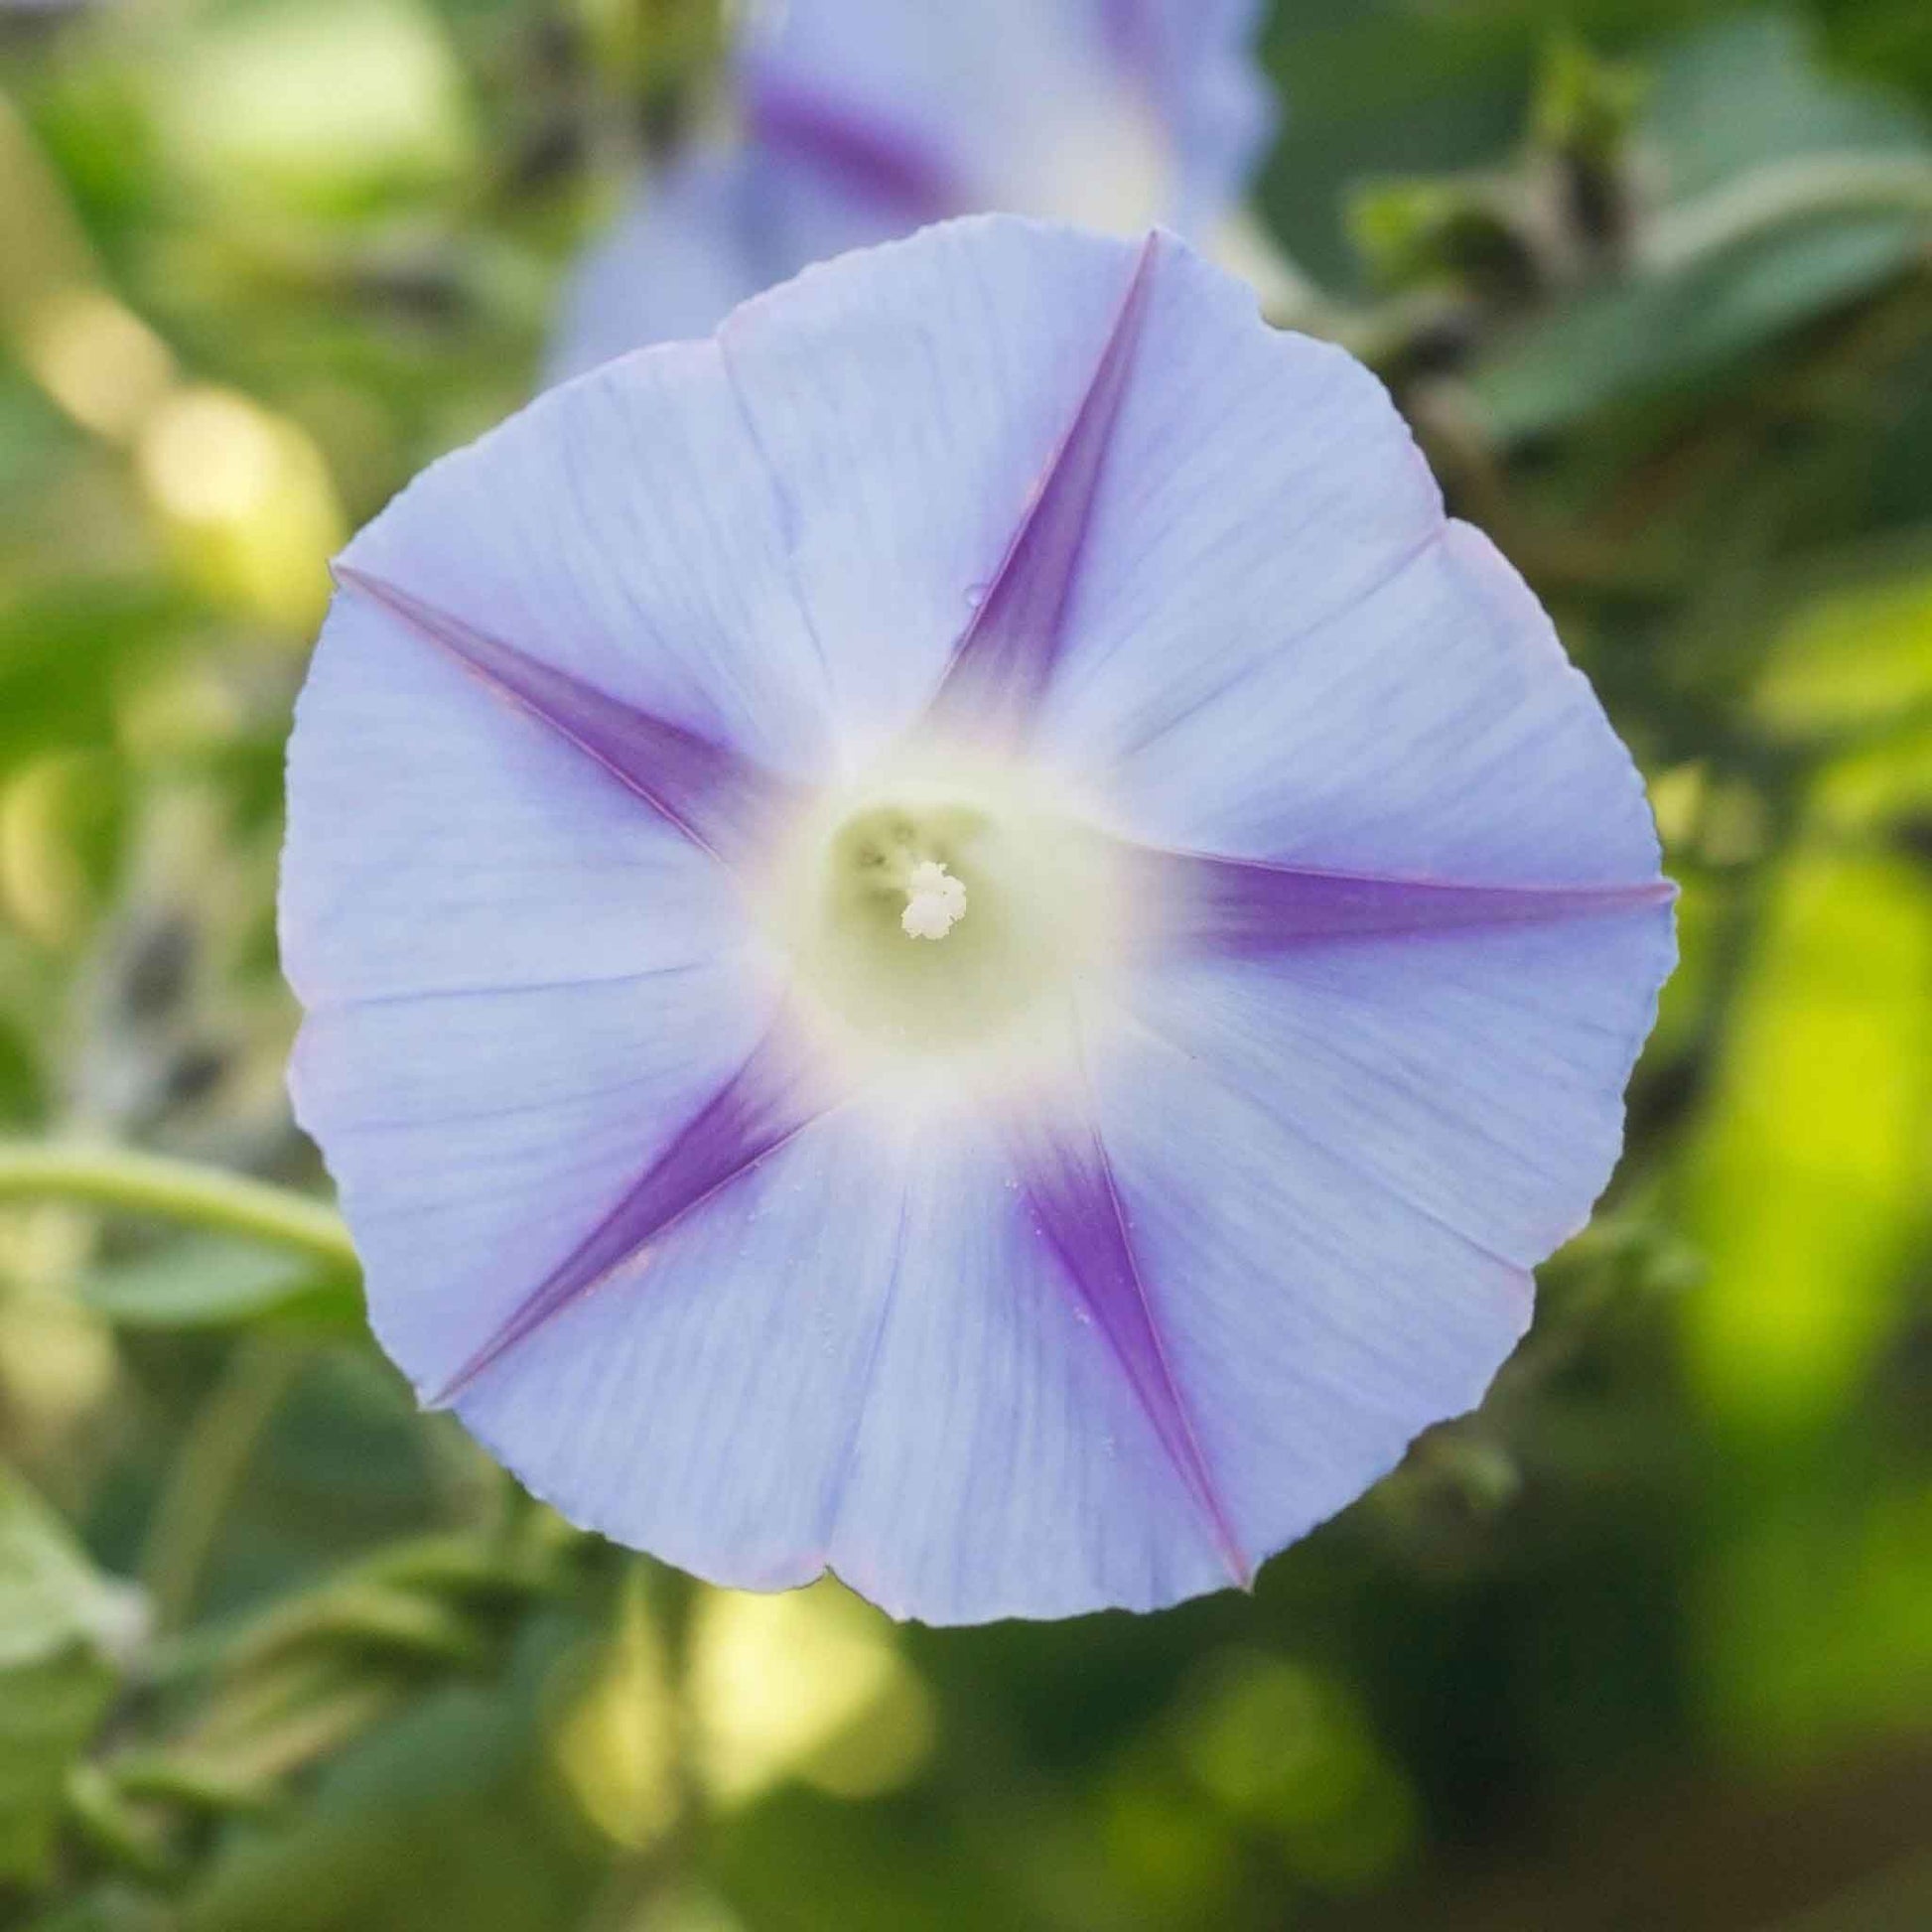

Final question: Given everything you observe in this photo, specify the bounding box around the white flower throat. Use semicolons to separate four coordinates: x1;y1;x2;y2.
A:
769;758;1138;1067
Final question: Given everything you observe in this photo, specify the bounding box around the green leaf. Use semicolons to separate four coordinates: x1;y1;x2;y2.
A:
0;581;194;780
1680;850;1932;1435
1753;561;1932;836
1469;11;1932;439
180;1625;599;1932
80;1237;363;1334
1643;12;1929;205
0;1467;145;1885
1470;211;1925;439
156;0;476;221
1255;1;1532;293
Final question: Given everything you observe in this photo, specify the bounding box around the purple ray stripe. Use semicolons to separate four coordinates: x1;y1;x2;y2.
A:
744;69;967;220
424;1021;838;1410
334;565;795;869
1099;0;1166;96
924;233;1163;745
1144;849;1677;959
1019;1114;1252;1587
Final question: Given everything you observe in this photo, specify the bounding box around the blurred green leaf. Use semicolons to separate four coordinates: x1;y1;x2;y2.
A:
0;1466;141;1679
157;0;477;221
0;580;193;778
1681;849;1932;1433
1257;2;1533;292
1757;563;1932;835
1702;1480;1932;1764
179;1622;598;1932
1643;10;1930;201
80;1237;362;1334
1470;10;1932;437
1755;564;1932;734
0;1465;144;1885
1470;209;1924;438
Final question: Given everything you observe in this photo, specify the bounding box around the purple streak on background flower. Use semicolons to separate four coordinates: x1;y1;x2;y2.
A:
546;0;1275;383
283;217;1675;1623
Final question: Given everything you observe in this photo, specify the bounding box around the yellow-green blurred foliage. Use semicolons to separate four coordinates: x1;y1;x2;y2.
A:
3;3;1932;1931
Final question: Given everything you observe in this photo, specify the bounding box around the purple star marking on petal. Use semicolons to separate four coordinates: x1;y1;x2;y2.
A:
925;232;1159;744
1143;849;1679;958
334;565;798;870
1014;1105;1254;1587
426;1018;843;1408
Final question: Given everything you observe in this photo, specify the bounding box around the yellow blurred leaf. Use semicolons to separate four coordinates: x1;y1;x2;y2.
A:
1682;849;1932;1432
160;0;475;216
690;1579;933;1807
135;386;345;631
551;1577;678;1852
1755;570;1932;736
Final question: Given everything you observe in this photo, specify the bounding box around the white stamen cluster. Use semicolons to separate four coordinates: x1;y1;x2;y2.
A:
900;860;968;940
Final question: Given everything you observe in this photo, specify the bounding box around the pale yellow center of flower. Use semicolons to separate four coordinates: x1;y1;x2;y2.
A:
765;757;1139;1069
900;860;968;941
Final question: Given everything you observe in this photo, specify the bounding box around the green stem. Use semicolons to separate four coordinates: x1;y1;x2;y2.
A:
581;1564;704;1932
0;1142;356;1274
142;1336;311;1633
1643;153;1932;274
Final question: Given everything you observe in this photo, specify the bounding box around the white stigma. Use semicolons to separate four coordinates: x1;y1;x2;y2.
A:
900;861;968;941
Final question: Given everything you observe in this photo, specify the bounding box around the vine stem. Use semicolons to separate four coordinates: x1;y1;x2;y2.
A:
142;1336;314;1634
0;1143;356;1274
1642;153;1932;273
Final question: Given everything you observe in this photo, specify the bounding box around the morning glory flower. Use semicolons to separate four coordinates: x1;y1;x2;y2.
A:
282;216;1674;1624
546;0;1275;381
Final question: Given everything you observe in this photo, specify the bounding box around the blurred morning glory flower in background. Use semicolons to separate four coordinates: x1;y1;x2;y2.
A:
546;0;1277;381
281;215;1674;1624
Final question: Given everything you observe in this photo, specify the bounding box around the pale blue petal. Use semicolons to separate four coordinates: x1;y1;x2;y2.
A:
743;0;1272;231
1029;239;1663;889
544;146;910;387
545;156;778;388
1084;896;1674;1564
1105;0;1277;230
714;218;1142;759
342;336;834;780
1086;1002;1540;1567
454;1096;1236;1621
926;235;1159;743
280;596;759;1011
1122;903;1676;1285
292;967;776;1404
282;597;784;1399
